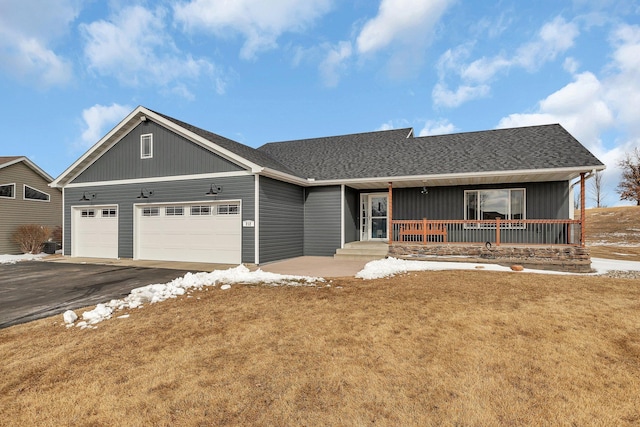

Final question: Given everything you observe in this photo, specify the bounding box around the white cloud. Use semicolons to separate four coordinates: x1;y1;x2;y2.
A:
514;17;579;70
80;103;132;148
81;5;221;95
0;0;79;86
356;0;453;55
319;41;353;87
419;119;458;136
434;16;580;108
174;0;333;60
432;83;490;108
497;24;640;206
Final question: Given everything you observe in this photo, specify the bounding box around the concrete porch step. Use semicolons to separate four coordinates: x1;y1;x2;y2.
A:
334;241;389;261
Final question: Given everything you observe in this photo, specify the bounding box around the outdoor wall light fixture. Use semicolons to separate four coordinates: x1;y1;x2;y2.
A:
79;192;96;201
421;186;429;195
137;188;154;199
206;184;223;196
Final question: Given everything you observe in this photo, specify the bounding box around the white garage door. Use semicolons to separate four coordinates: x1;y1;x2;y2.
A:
72;206;119;258
135;202;242;264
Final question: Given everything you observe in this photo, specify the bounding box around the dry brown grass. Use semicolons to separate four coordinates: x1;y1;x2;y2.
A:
1;271;640;426
580;206;640;261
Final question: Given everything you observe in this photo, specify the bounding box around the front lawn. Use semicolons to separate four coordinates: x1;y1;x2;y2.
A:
1;270;639;425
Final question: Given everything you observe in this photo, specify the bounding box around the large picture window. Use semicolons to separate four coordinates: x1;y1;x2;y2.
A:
465;189;525;226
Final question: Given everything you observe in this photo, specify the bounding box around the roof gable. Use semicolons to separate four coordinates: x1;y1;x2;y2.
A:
0;156;54;182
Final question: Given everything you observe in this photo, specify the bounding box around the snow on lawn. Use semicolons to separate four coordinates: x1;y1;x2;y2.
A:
0;253;47;264
65;265;324;329
355;256;640;280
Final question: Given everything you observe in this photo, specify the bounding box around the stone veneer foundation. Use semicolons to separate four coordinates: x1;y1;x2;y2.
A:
388;244;592;273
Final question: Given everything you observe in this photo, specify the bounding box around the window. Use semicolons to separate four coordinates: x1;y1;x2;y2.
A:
142;207;160;217
217;204;239;215
141;134;153;159
102;208;117;218
81;209;95;218
464;189;525;227
191;205;211;216
23;185;50;201
165;206;184;216
0;183;15;199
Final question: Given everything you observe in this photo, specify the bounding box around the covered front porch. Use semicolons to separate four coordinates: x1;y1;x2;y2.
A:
384;172;589;248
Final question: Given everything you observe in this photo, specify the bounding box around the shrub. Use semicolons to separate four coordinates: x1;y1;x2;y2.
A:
12;224;51;254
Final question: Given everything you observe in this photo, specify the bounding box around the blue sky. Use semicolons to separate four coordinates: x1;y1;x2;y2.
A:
1;0;639;206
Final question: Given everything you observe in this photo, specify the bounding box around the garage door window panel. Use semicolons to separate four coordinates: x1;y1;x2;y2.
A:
166;206;184;216
191;205;211;216
143;207;160;217
102;208;117;218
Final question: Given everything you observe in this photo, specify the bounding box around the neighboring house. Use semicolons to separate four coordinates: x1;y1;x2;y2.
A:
0;156;62;254
51;106;605;266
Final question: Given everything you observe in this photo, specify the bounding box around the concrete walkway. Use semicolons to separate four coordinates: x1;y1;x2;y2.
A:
45;255;371;278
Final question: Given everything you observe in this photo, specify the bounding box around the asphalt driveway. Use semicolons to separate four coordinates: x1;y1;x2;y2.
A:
0;262;189;329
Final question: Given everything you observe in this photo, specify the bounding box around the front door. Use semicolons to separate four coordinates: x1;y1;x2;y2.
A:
361;194;388;241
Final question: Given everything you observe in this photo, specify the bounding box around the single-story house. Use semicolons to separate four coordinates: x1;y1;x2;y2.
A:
51;106;604;269
0;156;62;254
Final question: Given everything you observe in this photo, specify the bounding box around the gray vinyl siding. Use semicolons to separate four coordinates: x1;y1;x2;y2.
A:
344;186;359;244
72;121;244;183
258;176;304;263
304;186;342;256
0;162;62;254
64;175;255;263
392;181;570;220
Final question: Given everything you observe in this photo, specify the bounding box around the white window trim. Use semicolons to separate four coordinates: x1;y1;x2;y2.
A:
141;133;153;159
464;188;526;228
81;209;96;218
23;184;50;202
0;183;16;199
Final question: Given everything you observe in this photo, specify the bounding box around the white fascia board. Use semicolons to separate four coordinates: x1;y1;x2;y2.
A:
52;106;265;188
64;170;253;188
302;165;608;187
259;168;308;186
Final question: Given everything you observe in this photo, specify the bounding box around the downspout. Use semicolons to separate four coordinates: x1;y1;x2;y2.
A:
580;172;586;247
388;182;393;245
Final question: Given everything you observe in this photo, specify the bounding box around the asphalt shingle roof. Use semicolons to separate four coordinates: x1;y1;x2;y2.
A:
257;124;604;180
150;108;604;181
153;111;298;176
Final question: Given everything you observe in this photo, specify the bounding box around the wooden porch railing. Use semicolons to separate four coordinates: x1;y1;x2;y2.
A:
391;218;583;246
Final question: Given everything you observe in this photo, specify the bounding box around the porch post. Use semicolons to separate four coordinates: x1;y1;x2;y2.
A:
388;182;393;244
580;172;586;247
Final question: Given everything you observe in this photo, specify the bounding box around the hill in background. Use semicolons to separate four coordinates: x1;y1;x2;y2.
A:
580;206;640;261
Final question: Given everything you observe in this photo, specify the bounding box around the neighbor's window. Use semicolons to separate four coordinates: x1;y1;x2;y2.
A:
0;183;15;198
191;205;211;216
24;185;50;201
165;206;184;216
102;208;117;218
142;207;160;217
464;189;525;227
141;134;153;159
